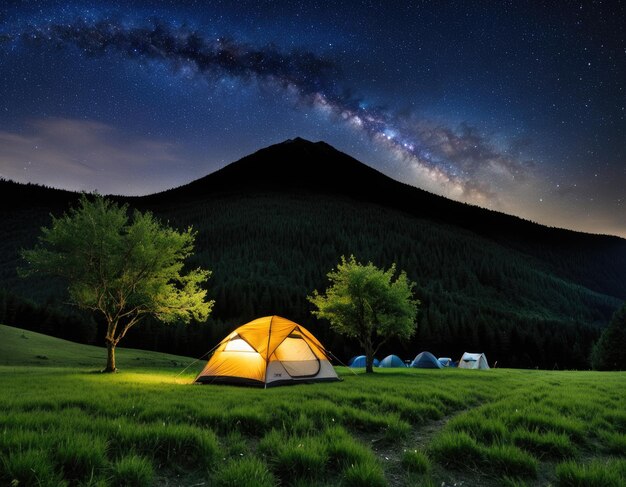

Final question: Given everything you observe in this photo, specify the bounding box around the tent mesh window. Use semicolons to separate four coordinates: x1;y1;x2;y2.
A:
224;336;256;352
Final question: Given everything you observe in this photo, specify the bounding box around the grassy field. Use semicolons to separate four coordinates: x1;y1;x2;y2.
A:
1;324;625;486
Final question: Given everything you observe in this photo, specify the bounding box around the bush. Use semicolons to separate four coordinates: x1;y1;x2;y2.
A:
591;304;626;370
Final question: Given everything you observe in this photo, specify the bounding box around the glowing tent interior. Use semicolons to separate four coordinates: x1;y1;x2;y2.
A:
195;316;339;387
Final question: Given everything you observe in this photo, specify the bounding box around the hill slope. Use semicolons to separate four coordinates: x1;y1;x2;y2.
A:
0;324;192;369
1;138;625;368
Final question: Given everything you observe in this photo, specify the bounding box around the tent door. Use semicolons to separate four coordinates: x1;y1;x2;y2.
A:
273;335;320;377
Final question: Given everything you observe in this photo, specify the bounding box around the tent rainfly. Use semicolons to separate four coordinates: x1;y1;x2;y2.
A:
438;357;453;367
410;351;443;369
379;354;406;368
195;316;339;387
348;355;380;368
458;352;490;369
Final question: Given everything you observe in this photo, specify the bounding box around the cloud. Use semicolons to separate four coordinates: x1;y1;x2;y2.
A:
0;118;186;195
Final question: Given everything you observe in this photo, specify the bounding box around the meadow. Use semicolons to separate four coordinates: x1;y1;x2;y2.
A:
1;324;625;487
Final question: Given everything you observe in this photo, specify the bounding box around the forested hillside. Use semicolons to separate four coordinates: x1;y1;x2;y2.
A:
1;139;624;369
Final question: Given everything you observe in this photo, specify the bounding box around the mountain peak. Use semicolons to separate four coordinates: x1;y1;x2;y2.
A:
280;136;315;145
163;136;396;199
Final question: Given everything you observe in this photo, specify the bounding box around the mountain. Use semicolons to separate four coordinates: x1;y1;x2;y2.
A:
1;138;625;368
145;137;626;300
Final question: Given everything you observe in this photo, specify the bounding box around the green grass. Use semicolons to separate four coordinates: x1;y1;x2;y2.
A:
401;449;430;474
110;455;154;487
555;459;626;487
0;323;192;369
1;324;625;486
213;457;275;487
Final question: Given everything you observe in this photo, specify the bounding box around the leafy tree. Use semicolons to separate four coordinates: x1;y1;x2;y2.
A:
21;195;213;372
308;255;419;373
591;303;626;370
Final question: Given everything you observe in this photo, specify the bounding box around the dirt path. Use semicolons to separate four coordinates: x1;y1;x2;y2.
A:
364;406;519;487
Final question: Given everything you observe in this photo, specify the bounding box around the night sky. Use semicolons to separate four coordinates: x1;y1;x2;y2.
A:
1;1;624;237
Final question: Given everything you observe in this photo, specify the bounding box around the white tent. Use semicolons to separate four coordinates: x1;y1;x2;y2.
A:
458;352;489;370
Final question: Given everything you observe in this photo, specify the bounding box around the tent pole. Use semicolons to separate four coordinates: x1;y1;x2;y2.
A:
264;316;274;389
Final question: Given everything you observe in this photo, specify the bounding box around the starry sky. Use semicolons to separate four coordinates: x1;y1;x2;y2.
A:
0;1;624;237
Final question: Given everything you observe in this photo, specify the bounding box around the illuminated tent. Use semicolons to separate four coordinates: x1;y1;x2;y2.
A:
195;316;339;387
458;352;490;370
348;355;380;368
410;351;443;369
379;354;406;368
438;357;453;367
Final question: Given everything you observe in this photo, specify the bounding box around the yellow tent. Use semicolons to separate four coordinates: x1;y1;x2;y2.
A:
195;316;340;387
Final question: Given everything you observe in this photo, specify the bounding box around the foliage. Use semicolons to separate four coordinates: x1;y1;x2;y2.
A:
20;194;213;371
591;303;626;370
309;255;419;372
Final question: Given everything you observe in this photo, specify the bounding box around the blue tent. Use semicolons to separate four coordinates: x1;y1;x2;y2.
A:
438;357;453;367
379;354;406;368
410;351;443;369
348;355;380;367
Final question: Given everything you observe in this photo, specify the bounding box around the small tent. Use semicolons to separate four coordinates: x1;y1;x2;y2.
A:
438;357;453;367
458;352;490;370
410;351;443;369
379;354;406;368
348;355;380;368
195;316;339;387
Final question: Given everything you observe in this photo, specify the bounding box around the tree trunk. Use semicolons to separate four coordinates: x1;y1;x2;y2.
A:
365;343;374;373
104;340;116;373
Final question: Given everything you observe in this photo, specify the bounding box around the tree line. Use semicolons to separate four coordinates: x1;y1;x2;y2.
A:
1;187;624;369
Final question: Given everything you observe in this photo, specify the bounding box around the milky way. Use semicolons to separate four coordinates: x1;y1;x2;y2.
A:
0;2;624;237
2;17;530;202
